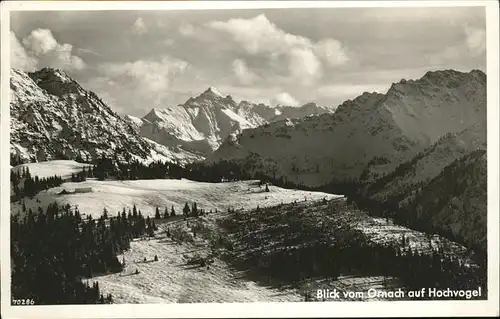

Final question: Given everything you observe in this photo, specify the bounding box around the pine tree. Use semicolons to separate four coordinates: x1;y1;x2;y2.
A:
192;202;198;217
183;203;190;217
133;204;138;219
155;207;161;219
146;216;154;237
170;205;176;217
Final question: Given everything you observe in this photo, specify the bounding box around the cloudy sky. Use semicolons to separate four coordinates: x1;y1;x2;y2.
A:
10;7;486;116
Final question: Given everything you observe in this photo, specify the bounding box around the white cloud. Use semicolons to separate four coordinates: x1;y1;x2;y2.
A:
271;92;300;106
132;17;147;36
208;14;310;55
204;14;349;86
101;55;189;94
314;39;349;67
12;29;86;71
10;9;484;117
10;31;37;71
22;29;58;55
87;55;189;113
426;24;486;66
232;59;258;85
179;23;195;37
464;25;486;56
288;48;321;84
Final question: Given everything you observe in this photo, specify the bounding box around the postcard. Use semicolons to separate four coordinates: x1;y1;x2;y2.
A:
1;1;499;318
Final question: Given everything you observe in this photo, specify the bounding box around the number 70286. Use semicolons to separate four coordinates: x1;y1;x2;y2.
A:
12;298;35;305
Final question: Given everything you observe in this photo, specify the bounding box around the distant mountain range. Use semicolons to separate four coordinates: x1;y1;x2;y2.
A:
123;87;334;158
10;68;333;165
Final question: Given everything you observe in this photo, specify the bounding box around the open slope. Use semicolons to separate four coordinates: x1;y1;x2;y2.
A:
12;176;341;219
88;220;401;303
11;160;91;179
87;227;304;303
86;198;479;303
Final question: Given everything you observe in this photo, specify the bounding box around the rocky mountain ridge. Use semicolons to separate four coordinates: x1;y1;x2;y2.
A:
10;68;203;165
208;69;486;188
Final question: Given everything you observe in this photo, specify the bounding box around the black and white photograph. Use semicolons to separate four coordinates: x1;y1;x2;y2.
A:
1;1;499;318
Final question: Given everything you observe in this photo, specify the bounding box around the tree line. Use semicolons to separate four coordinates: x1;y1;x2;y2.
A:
81;156;188;181
11;202;157;305
154;202;214;220
79;156;263;184
11;167;63;201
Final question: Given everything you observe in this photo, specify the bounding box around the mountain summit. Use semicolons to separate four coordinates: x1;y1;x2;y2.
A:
201;86;225;98
126;88;335;159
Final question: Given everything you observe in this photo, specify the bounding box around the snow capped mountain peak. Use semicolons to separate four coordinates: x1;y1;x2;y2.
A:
197;86;226;100
143;108;166;120
182;87;237;110
206;86;224;96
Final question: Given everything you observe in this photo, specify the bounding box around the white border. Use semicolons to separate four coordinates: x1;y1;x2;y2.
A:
1;1;499;318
